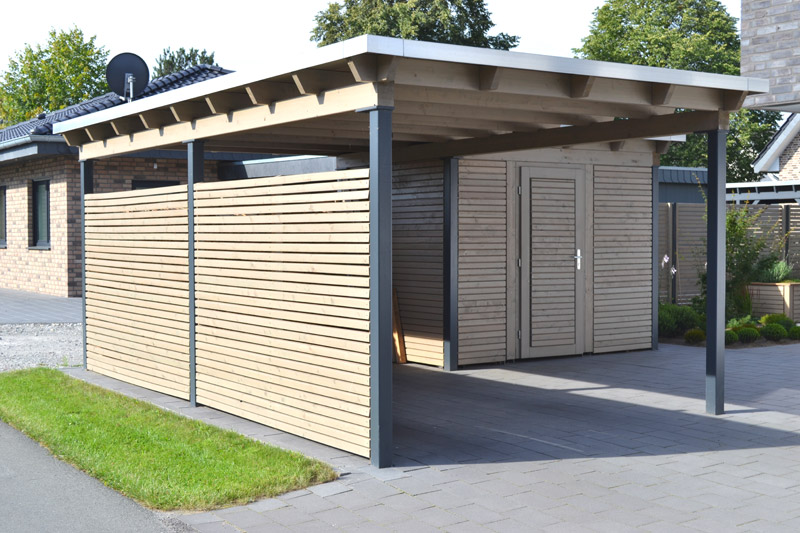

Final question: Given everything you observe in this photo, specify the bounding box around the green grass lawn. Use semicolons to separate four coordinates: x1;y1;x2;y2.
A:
0;368;337;510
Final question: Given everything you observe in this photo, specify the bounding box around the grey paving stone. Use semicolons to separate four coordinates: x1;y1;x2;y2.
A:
213;508;274;529
307;481;352;498
246;499;288;512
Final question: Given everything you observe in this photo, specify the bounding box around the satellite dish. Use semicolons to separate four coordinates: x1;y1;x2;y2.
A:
106;53;149;102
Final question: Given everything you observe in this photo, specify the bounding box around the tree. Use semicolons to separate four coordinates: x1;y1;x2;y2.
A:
574;0;781;182
0;27;108;125
311;0;519;50
153;47;217;78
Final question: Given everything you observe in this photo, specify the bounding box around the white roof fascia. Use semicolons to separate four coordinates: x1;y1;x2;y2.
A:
55;35;770;135
753;114;800;173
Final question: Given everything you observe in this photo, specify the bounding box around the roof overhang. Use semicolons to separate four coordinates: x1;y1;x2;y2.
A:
53;35;769;162
753;114;800;173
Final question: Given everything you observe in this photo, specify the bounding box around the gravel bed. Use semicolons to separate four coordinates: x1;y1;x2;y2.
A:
0;323;83;372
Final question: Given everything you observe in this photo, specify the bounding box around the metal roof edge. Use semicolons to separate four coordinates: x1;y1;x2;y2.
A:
55;35;770;135
0;134;65;151
753;114;800;173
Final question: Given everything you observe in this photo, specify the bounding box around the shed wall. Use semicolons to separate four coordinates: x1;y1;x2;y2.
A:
392;161;444;366
592;165;653;353
457;160;510;365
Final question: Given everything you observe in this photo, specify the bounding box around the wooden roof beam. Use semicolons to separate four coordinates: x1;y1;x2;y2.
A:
205;92;253;114
170;101;211;122
139;109;176;129
347;55;398;82
84;123;115;142
245;81;297;105
292;70;356;95
110;116;144;136
62;129;91;147
479;66;501;91
609;140;625;152
570;75;596;98
722;90;747;111
654;140;672;154
380;109;729;163
652;83;676;106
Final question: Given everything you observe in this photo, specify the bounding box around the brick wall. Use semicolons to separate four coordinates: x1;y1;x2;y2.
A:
778;133;800;180
0;154;217;297
742;0;800;108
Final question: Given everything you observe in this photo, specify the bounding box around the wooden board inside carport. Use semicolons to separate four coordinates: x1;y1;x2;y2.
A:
520;166;586;358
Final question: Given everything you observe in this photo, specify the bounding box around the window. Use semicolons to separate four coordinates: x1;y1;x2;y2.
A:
32;180;49;248
0;187;6;248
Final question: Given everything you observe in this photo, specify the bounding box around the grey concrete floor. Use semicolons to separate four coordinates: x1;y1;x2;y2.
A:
0;288;82;324
63;342;800;532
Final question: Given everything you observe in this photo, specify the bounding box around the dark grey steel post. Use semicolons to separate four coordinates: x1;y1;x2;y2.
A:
366;106;393;467
443;158;459;371
80;160;94;369
652;166;659;350
706;130;727;415
185;140;204;407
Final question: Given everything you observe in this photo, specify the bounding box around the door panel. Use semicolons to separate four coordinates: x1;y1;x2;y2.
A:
520;166;586;358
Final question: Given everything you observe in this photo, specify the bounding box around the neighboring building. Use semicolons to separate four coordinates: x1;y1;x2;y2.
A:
753;113;800;180
742;0;800;110
0;65;265;297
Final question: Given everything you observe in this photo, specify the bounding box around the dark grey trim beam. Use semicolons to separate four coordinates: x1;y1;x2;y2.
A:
652;166;659;350
364;106;393;468
706;130;727;415
671;203;678;305
80;160;94;370
443;157;459;371
185;139;204;407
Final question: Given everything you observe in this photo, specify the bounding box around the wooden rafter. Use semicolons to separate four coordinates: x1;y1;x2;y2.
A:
292;70;354;95
84;123;115;142
245;81;298;105
139;109;176;129
570;75;595;98
170;101;210;122
478;66;501;91
652;83;675;106
110;116;144;136
205;92;253;115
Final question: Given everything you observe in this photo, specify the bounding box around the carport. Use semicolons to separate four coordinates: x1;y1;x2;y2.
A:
54;35;767;467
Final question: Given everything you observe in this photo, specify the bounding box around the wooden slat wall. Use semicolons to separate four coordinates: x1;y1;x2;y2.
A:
749;283;787;318
392;161;444;366
193;169;371;458
458;160;508;365
593;166;653;352
84;185;190;399
675;204;706;304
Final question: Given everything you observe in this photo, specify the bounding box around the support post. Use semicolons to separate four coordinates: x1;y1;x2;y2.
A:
443;158;459;370
80;160;94;370
652;166;659;350
365;106;393;467
784;204;791;261
706;130;727;415
185;140;204;407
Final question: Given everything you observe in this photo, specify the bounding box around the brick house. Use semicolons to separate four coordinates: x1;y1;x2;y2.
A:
752;113;800;180
0;65;262;297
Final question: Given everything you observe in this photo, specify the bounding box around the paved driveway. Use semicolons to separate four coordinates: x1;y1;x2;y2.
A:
0;288;82;324
65;342;800;532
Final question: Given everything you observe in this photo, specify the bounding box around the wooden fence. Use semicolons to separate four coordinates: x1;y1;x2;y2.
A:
658;203;797;305
84;169;372;457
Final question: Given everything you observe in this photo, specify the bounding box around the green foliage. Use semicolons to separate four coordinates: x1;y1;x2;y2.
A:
311;0;519;50
726;315;756;329
761;323;788;341
659;303;701;337
754;260;793;283
760;313;795;332
684;328;706;345
789;326;800;340
0;369;336;510
693;203;784;319
573;0;780;183
736;327;759;343
724;329;738;345
0;27;108;125
153;47;217;78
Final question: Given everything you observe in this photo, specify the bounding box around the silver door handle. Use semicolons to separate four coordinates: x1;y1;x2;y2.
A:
574;249;582;270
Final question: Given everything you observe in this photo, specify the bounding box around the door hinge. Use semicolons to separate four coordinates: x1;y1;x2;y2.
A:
517;185;522;195
517;257;522;268
517;330;521;340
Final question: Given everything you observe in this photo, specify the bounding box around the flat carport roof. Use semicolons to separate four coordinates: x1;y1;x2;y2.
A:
54;35;769;467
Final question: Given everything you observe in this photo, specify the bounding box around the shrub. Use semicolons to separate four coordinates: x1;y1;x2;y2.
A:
761;323;788;341
737;327;759;344
760;313;795;332
754;260;793;283
789;326;800;340
684;328;706;345
659;304;701;337
727;315;757;330
725;330;739;345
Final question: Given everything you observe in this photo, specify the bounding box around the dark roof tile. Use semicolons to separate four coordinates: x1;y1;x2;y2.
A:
0;64;231;142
